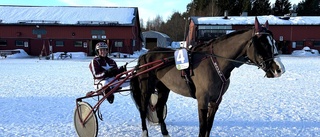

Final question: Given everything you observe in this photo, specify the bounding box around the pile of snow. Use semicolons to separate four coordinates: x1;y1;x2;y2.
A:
51;52;87;60
291;46;319;56
130;48;148;57
3;49;148;59
5;49;31;58
110;49;148;58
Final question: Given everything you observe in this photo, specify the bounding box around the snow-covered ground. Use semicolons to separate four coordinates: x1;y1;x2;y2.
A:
1;51;320;137
291;47;320;57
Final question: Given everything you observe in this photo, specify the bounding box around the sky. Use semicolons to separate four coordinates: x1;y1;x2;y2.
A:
0;50;319;137
0;0;302;24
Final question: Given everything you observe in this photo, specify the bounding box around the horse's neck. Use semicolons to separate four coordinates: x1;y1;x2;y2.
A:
211;29;254;76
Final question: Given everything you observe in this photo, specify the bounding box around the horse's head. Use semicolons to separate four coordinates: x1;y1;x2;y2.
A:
246;17;285;78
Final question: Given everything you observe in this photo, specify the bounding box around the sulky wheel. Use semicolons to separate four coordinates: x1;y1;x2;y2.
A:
74;101;98;137
147;104;167;124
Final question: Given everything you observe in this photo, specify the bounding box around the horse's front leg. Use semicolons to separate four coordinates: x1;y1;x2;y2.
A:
205;101;220;137
198;108;208;137
197;98;209;137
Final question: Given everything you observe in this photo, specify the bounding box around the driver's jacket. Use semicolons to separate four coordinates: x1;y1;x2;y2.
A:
89;56;119;85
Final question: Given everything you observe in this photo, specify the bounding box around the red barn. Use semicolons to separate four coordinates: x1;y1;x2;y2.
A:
186;15;320;54
0;5;143;56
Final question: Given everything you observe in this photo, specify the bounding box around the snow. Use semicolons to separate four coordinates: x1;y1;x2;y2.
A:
4;49;30;59
1;6;320;26
291;47;320;57
194;15;320;25
0;6;135;24
1;51;320;137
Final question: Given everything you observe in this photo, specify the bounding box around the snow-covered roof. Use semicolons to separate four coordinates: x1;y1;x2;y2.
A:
0;5;137;25
142;30;170;38
191;15;320;25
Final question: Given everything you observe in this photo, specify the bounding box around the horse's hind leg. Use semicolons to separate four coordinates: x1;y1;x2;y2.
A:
141;71;158;136
130;76;150;137
141;82;153;137
138;90;151;137
155;81;170;136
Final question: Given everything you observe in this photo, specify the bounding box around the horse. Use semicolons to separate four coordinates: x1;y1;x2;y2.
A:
130;17;285;137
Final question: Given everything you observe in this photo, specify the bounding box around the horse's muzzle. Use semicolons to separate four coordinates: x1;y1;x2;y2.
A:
266;57;285;78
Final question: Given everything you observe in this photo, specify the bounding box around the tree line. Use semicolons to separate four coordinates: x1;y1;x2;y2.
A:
141;0;320;41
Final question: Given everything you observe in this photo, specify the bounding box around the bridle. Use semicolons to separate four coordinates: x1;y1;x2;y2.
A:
203;28;276;70
206;28;278;103
248;29;278;72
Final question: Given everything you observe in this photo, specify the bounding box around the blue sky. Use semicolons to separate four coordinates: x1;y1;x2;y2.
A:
0;0;302;24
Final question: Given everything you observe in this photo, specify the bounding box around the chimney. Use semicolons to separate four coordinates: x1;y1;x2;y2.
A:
223;10;228;19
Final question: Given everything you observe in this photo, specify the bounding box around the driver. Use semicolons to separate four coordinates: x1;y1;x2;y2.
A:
89;42;126;104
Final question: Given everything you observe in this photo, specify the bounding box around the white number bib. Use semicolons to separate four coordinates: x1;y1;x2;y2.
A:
174;49;189;70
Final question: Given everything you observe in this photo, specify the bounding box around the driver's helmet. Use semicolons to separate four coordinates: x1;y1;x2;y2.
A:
95;42;108;53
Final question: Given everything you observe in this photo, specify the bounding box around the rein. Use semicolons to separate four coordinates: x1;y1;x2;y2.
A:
205;53;254;66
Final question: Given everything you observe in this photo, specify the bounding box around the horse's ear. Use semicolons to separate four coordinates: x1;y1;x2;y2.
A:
264;20;269;29
255;17;262;32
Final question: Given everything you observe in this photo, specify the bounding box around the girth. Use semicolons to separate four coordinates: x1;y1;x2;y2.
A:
181;68;196;99
180;50;196;99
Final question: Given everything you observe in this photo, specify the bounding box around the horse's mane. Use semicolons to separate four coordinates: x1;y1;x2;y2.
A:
145;27;253;53
192;27;252;51
139;47;174;62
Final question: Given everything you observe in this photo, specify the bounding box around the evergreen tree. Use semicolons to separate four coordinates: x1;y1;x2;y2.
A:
214;0;251;16
297;0;320;16
272;0;292;16
159;12;185;41
188;0;211;16
245;0;254;15
250;0;272;16
230;0;252;16
203;0;221;16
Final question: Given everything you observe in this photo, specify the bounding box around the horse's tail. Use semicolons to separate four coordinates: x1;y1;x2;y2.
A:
130;75;141;110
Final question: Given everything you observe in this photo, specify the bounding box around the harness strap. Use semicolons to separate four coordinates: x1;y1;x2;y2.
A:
180;51;196;99
182;69;196;99
210;56;227;103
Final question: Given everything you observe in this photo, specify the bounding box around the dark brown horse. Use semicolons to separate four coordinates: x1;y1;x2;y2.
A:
130;17;285;137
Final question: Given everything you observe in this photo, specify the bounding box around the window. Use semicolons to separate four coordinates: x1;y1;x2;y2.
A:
74;41;83;47
114;41;123;47
314;41;320;47
132;40;136;47
0;40;7;46
15;40;24;46
56;41;64;47
32;29;47;35
197;25;232;41
24;42;29;47
198;29;227;40
91;30;105;35
198;25;232;30
296;41;304;47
